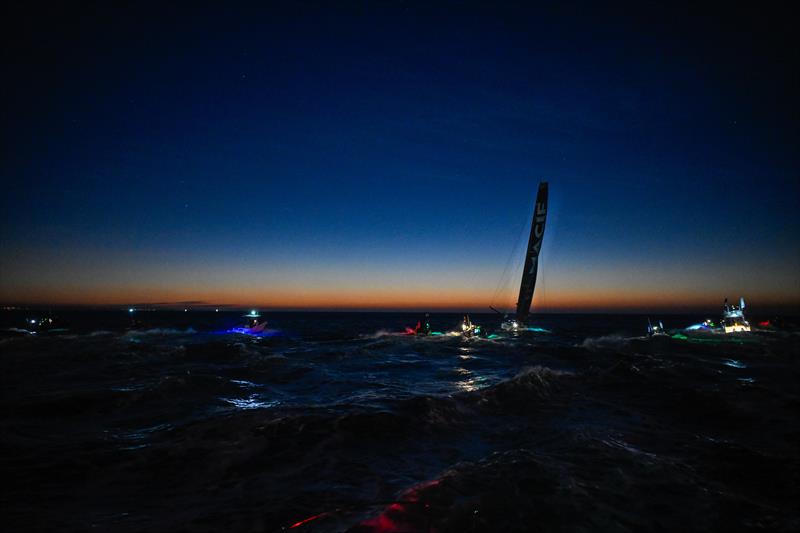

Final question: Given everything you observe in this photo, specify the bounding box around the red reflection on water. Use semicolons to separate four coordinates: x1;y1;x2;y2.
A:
289;511;327;528
288;479;443;531
358;479;441;532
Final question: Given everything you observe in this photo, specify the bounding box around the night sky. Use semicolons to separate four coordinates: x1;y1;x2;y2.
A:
2;2;798;312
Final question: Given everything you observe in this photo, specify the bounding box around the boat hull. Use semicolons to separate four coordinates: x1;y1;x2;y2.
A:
724;324;751;333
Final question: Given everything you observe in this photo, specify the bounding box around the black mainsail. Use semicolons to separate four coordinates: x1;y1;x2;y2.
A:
515;182;548;323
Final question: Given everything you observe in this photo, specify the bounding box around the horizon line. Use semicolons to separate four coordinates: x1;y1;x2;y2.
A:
2;302;799;315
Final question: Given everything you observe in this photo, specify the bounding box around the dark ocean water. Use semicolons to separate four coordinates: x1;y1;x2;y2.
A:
1;310;798;532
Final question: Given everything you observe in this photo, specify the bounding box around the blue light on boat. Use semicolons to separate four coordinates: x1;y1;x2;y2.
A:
224;327;282;337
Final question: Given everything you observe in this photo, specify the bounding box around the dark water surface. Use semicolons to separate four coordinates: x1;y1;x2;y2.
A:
1;311;798;532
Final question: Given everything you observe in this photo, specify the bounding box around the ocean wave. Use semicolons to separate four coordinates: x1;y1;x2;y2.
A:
220;395;280;410
122;327;197;338
4;327;33;334
580;334;631;351
4;312;797;533
359;329;404;339
470;366;572;414
349;449;564;532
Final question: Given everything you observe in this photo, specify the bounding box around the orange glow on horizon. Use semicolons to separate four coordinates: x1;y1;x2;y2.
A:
2;284;797;312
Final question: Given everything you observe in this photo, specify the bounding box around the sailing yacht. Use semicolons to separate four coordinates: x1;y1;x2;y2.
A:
499;182;549;332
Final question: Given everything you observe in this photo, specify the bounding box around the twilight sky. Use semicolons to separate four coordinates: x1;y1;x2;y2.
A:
1;2;798;312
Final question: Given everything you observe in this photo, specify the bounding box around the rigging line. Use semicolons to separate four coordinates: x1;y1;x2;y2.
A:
489;248;517;309
490;201;535;309
490;212;530;310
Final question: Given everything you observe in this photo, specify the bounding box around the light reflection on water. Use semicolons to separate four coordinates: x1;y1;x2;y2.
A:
221;395;280;410
453;367;492;392
108;423;174;449
722;359;747;369
114;423;173;440
230;379;261;388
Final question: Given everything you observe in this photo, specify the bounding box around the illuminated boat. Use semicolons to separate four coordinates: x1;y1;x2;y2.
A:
722;297;750;333
498;182;549;332
230;310;269;334
405;314;433;336
685;318;716;331
20;316;68;334
647;318;667;336
460;315;484;338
